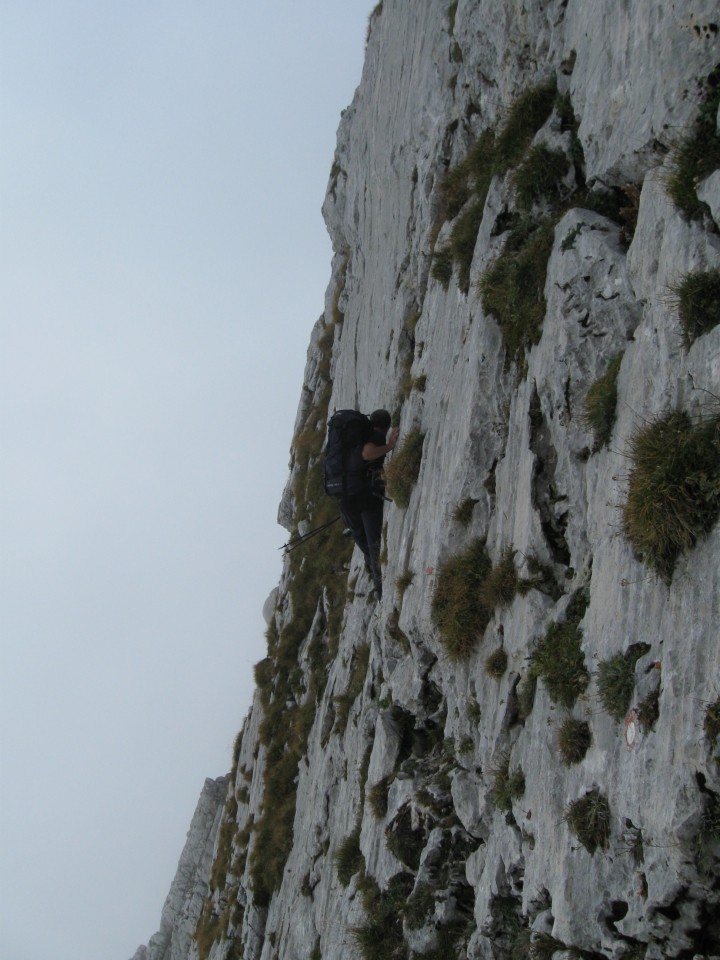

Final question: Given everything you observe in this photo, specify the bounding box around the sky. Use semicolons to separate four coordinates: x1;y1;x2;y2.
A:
0;3;372;959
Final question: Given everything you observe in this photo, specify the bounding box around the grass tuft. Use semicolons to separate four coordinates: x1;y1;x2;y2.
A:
565;788;611;854
479;546;519;609
334;827;365;887
622;409;720;581
385;804;426;869
395;568;414;600
488;751;525;812
485;646;508;679
433;77;557;299
671;268;720;347
431;245;453;288
582;353;623;449
665;68;720;220
451;201;485;292
452;496;478;526
405;881;435;930
368;777;391;819
557;715;591;765
479;218;555;367
513;144;570;210
494;77;558;174
597;643;650;722
352;872;412;960
431;538;493;659
529;590;590;708
385;429;426;508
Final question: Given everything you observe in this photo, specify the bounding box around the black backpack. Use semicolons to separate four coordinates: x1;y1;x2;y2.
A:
323;409;373;498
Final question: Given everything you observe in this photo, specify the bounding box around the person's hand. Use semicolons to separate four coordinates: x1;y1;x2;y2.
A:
388;427;400;449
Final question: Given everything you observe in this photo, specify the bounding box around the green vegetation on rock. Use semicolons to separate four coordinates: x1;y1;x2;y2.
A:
622;409;720;581
431;538;493;659
385;428;426;508
529;589;590;708
666;68;720;220
672;268;720;347
582;353;623;449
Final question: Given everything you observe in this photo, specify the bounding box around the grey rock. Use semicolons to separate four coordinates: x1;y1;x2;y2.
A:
131;777;228;960
136;3;720;959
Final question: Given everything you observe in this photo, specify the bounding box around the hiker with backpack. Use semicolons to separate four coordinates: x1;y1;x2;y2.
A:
323;408;399;599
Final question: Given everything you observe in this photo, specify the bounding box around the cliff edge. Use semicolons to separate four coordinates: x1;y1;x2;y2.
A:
134;2;720;959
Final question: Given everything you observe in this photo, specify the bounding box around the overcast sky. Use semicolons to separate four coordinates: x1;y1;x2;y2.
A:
0;3;371;959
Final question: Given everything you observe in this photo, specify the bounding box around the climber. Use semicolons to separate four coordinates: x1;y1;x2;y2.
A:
339;409;399;600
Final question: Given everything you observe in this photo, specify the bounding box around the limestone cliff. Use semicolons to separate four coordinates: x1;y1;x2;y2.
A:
133;2;720;959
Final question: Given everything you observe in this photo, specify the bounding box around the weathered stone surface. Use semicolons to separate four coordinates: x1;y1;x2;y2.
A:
131;776;227;960
135;3;720;959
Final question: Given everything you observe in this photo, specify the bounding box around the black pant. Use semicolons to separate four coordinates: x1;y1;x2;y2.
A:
341;495;384;597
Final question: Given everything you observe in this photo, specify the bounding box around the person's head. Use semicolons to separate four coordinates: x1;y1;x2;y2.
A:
369;409;391;433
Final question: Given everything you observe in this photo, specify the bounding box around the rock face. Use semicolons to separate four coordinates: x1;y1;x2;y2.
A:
132;777;228;960
134;2;720;959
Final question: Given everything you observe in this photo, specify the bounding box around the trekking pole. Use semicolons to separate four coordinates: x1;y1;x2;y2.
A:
280;515;342;554
281;515;341;554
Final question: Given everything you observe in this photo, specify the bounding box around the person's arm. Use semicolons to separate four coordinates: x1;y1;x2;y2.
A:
362;427;399;461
